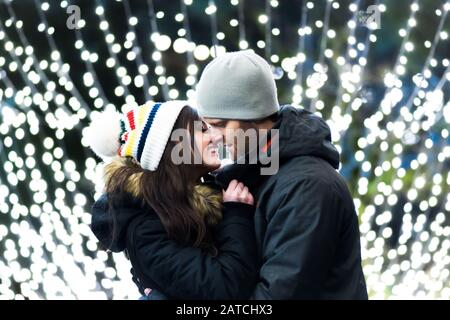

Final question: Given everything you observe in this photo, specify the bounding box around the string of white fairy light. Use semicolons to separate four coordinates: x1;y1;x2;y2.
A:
207;0;219;58
5;2;72;117
330;0;362;112
93;1;132;104
0;0;213;300
0;63;71;300
32;0;89;115
0;11;79;209
122;0;151;102
350;0;419;196
0;0;449;299
360;125;449;298
342;0;382;118
291;0;373;153
147;0;170;100
0;0;133;299
32;0;114;185
381;141;449;298
355;2;450;298
348;0;446;188
327;3;380;158
360;0;428;148
261;0;449;299
33;0;108;207
0;72;38;216
71;15;111;108
264;0;272;60
293;0;309;107
237;0;248;49
5;0;90;179
355;3;448;191
179;0;198;87
368;139;449;298
0;18;50;114
4;2;108;300
308;0;333;112
380;0;420;109
401;2;448;114
321;0;367;148
6;2;92;181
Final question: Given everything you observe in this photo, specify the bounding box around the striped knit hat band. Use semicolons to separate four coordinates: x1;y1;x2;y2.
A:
118;101;188;171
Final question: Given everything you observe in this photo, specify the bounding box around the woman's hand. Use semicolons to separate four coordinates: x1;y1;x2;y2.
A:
223;179;254;206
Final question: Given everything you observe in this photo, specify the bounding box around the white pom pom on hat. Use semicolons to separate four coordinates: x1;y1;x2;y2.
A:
85;109;123;160
84;101;190;171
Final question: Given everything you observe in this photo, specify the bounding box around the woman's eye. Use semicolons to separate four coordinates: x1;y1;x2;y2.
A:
201;122;209;132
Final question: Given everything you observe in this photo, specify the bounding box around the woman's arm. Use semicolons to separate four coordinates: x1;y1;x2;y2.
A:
127;201;258;300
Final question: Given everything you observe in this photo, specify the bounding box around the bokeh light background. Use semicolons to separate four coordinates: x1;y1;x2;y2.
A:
0;0;449;299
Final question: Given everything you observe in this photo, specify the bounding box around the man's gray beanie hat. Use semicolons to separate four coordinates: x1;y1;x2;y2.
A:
196;50;280;120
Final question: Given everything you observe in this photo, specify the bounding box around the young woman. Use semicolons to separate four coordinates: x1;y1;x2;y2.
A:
87;101;258;299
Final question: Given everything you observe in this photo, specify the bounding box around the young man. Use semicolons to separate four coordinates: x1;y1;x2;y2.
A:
197;50;368;299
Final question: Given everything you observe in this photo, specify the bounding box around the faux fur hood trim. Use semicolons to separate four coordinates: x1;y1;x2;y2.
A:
103;157;223;225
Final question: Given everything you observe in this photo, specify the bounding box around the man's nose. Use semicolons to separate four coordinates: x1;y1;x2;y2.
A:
209;128;224;144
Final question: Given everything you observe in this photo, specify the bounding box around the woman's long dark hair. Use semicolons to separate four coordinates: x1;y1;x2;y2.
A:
104;106;211;248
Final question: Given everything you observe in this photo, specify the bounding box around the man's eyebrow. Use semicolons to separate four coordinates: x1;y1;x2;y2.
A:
206;120;227;126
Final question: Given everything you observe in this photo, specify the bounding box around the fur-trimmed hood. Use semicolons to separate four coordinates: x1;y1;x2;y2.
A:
91;157;223;252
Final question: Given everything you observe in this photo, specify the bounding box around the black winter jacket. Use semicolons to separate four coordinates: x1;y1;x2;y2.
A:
91;192;259;299
213;105;368;299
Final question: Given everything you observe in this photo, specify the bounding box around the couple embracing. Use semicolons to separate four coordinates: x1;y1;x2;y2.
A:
87;50;367;300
